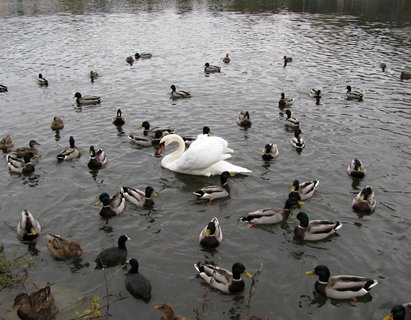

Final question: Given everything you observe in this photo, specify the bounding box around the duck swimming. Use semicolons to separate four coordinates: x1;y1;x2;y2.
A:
347;158;366;178
50;116;64;131
135;52;152;59
129;130;163;148
223;53;231;63
237;111;252;128
90;70;99;81
262;142;279;160
199;217;223;249
290;128;305;150
87;146;106;169
126;56;134;65
12;140;41;157
9;285;58;320
170;85;191;99
193;171;232;203
182;126;211;146
37;73;48;86
95;192;126;217
112;109;125;126
16;210;41;241
57;136;80;161
194;262;252;294
74;92;101;106
0;135;14;150
346;85;363;101
204;63;221;73
288;179;319;201
140;121;174;137
352;185;376;213
284;110;299;131
155;134;251;176
121;186;157;209
292;212;342;242
240;198;303;227
47;234;84;260
154;303;188;320
278;92;294;108
305;265;378;299
7;152;37;174
383;303;411;320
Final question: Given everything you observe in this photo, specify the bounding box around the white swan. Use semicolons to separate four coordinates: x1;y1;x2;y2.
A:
155;134;251;176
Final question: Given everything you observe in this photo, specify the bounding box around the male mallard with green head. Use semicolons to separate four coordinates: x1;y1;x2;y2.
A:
95;192;125;217
305;265;378;299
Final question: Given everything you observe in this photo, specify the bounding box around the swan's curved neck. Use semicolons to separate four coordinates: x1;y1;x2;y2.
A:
162;135;186;165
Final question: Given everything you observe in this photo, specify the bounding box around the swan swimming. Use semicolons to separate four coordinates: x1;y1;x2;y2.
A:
155;134;251;176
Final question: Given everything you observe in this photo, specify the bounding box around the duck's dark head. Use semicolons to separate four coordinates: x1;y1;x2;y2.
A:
385;305;406;320
203;126;211;134
89;146;96;157
74;92;82;99
96;193;111;206
232;262;252;280
170;85;176;91
204;63;210;67
145;186;158;198
285;110;292;118
306;265;330;282
141;121;150;130
295;212;309;228
69;136;75;148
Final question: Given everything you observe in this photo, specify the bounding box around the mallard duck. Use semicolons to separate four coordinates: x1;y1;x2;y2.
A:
237;111;252;128
17;210;41;241
240;198;303;227
154;303;188;320
125;258;152;301
278;92;294;108
47;234;84;260
0;135;14;149
9;285;58;320
129;130;163;148
182;126;211;146
262;142;279;160
140;121;174;137
290;128;305;150
283;56;292;67
310;89;322;104
12;139;41;157
380;63;387;72
352;185;376;213
383;303;411;320
204;62;221;73
400;71;411;80
126;56;134;65
6;152;36;174
90;70;99;81
50;116;64;131
95;235;130;269
199;217;223;249
57;136;80;161
37;73;48;86
223;53;231;63
292;212;342;241
193;171;232;203
121;186;157;209
346;86;363;101
87;146;107;169
284;110;300;131
95;192;126;217
112;109;126;126
170;85;191;99
347;158;366;178
155;134;251;176
0;84;8;92
194;262;252;294
305;265;378;299
288;179;319;201
135;52;152;59
74;92;101;105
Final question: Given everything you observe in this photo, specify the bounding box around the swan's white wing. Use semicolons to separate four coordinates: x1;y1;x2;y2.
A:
173;137;230;171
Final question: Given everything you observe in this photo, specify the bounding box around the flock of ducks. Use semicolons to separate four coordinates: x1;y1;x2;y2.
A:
1;51;410;320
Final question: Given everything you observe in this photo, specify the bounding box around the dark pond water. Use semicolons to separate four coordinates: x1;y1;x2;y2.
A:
0;0;410;319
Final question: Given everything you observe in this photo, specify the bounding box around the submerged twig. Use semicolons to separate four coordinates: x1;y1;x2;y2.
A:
245;262;264;316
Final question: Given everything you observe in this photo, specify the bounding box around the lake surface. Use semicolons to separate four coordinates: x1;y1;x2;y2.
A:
0;0;410;319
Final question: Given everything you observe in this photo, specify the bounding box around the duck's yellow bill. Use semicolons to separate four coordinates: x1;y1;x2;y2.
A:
291;216;297;220
33;154;39;158
243;270;253;278
305;270;315;275
383;313;393;320
298;201;304;206
30;228;37;235
291;186;296;191
152;191;159;197
205;229;211;237
360;194;365;200
95;199;102;205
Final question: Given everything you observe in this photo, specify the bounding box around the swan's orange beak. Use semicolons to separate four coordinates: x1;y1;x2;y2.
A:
155;143;165;156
